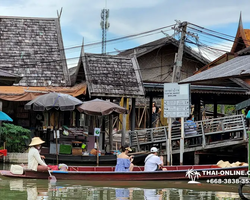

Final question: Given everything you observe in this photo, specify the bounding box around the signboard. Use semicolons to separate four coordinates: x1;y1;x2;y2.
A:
94;128;101;137
164;83;190;117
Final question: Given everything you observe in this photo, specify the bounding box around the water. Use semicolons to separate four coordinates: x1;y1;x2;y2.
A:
0;164;249;200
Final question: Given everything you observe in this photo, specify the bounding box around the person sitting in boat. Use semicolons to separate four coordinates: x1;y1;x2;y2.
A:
144;147;167;171
115;144;134;172
28;137;50;171
89;148;101;156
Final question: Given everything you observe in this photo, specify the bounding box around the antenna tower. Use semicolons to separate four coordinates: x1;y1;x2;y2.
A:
100;3;110;54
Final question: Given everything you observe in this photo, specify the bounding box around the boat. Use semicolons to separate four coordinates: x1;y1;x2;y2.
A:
43;152;148;165
0;165;248;181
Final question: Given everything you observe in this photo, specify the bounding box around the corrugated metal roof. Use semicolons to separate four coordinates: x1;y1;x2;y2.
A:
180;55;250;83
143;83;247;95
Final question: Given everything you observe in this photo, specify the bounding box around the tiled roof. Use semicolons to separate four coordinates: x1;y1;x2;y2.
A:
0;16;70;87
82;53;145;98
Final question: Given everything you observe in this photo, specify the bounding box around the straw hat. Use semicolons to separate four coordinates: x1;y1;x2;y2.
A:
29;137;45;147
217;160;231;168
230;162;244;167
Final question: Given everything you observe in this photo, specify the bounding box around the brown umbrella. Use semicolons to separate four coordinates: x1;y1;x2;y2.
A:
77;98;128;166
77;99;128;116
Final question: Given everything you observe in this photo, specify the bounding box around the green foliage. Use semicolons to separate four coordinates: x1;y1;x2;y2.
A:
205;104;236;115
0;123;31;152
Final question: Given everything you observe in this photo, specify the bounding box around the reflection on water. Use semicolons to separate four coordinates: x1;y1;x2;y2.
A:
0;177;246;200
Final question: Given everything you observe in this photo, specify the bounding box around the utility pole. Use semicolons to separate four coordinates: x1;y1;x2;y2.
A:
167;21;188;166
172;21;187;83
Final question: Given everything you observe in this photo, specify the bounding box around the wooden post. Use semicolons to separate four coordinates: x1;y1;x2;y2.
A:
242;115;247;141
122;97;127;146
55;129;58;165
180;117;184;165
167;118;172;165
213;95;218;118
194;152;200;165
149;96;153;128
164;127;168;162
109;115;113;152
96;136;99;166
201;122;206;148
131;98;136;131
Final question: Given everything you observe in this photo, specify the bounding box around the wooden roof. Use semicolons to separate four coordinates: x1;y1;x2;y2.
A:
73;46;145;98
231;14;250;53
0;16;70;87
118;37;209;65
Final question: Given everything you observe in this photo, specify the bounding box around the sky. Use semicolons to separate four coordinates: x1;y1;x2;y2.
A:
1;0;250;68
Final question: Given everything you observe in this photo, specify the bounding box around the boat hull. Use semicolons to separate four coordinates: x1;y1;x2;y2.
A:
43;153;147;165
0;165;248;181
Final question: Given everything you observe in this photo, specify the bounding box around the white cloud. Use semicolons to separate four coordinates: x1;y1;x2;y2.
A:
1;0;250;66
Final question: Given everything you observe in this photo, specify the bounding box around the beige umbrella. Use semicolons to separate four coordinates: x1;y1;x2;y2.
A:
76;99;128;116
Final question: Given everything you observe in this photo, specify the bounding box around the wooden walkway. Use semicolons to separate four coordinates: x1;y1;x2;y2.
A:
129;114;247;164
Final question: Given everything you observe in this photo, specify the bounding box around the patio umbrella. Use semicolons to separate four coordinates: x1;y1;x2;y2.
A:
24;92;83;111
76;99;128;116
77;99;128;166
25;92;83;165
0;111;13;122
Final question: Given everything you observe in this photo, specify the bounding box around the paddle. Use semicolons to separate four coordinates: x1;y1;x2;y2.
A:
42;159;57;183
48;170;57;184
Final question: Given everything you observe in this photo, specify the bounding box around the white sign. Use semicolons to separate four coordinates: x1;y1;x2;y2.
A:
94;128;101;137
164;83;190;117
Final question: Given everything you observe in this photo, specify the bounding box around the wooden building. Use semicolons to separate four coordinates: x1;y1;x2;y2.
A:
71;46;145;148
0;15;86;135
118;36;209;128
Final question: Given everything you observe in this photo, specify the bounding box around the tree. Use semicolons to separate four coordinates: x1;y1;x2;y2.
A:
0;123;31;152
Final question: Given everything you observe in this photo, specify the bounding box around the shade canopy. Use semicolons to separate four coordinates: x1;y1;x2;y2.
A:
25;92;83;111
0;111;13;122
77;99;128;116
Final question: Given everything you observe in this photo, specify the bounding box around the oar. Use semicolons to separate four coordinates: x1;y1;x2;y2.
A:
43;159;57;183
48;170;57;184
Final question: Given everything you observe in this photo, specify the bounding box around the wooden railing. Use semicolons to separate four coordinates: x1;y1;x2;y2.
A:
129;114;247;152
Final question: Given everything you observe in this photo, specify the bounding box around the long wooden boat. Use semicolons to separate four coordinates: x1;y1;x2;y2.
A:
43;153;147;165
0;165;248;181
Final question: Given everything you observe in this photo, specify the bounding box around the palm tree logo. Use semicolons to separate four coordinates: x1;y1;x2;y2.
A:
186;169;201;184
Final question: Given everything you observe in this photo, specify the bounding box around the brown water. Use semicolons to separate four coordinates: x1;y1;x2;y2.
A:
1;163;249;200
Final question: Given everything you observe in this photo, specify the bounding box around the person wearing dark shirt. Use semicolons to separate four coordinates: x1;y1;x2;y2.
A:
152;101;161;128
172;117;181;125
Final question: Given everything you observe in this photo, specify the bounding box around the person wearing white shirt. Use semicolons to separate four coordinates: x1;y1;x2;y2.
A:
144;147;167;171
28;137;49;171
